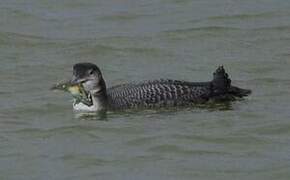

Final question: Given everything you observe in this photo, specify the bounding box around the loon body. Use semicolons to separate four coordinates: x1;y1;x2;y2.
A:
68;63;251;111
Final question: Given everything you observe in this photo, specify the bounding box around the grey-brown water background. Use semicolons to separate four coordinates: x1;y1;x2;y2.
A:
1;0;290;179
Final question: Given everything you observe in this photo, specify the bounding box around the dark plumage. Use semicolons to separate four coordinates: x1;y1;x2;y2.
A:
107;80;211;109
71;63;251;111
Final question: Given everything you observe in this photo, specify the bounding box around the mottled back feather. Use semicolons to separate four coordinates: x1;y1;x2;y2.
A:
107;79;212;109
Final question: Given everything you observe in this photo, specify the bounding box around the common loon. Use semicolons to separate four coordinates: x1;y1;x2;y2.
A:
60;62;251;111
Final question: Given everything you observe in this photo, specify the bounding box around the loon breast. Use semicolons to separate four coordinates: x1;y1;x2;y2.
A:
73;101;98;111
106;79;212;110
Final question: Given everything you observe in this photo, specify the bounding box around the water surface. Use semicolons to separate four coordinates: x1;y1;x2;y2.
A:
1;0;290;179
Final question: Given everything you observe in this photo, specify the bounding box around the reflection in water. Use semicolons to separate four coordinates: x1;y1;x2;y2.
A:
74;111;108;121
73;100;234;120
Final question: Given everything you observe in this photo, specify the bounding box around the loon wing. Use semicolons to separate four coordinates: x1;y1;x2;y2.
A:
107;79;212;109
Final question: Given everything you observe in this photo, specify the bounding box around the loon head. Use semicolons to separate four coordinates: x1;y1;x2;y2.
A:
71;63;108;111
71;63;106;94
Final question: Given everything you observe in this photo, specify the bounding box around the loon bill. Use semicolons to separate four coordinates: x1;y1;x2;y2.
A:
52;63;251;111
51;80;93;106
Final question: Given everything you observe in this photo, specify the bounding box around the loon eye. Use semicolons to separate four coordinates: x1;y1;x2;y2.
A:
88;69;94;75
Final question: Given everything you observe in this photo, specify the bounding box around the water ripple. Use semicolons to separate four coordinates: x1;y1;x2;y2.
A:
206;11;290;21
0;31;68;48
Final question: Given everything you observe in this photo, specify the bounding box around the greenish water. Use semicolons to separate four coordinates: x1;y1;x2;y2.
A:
1;0;290;179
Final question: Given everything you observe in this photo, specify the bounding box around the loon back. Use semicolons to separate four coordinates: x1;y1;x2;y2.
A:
107;80;211;109
106;66;251;110
70;63;251;111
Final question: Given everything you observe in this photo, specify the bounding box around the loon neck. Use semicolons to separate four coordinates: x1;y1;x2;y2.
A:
90;88;108;111
89;78;108;111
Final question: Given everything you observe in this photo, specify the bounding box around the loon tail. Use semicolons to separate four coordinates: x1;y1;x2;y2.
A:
211;66;251;98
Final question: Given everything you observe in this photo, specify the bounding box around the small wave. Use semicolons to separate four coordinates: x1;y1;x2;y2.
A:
73;42;164;57
161;26;240;39
0;31;68;48
9;125;102;139
0;91;10;95
148;144;230;156
0;7;39;20
126;136;156;146
248;78;290;84
98;13;154;21
59;154;111;168
165;26;240;33
252;25;290;32
207;11;287;21
171;134;268;145
253;123;290;136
